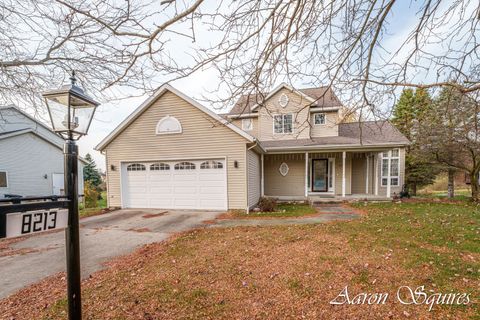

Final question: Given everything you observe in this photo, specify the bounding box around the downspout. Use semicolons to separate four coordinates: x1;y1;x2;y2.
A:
246;139;259;214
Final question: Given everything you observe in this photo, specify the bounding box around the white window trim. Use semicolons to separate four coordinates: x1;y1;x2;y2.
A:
314;113;326;126
273;113;294;134
278;93;289;108
0;170;8;188
156;115;182;135
242;118;253;131
279;162;289;176
381;149;400;186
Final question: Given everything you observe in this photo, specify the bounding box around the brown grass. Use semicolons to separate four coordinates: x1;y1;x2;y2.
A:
0;202;477;319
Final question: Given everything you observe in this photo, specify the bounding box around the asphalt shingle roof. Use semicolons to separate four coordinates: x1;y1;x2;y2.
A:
228;86;342;115
258;121;409;149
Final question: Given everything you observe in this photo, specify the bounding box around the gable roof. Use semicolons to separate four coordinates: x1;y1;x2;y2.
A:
95;84;256;151
0;106;88;163
227;83;343;115
259;121;409;151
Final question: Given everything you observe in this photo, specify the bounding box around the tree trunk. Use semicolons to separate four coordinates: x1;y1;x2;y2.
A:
447;169;455;198
470;172;479;202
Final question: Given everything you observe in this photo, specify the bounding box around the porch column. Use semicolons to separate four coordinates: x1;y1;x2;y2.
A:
365;155;369;194
342;151;346;197
261;154;264;197
386;152;391;198
374;153;379;195
305;152;309;197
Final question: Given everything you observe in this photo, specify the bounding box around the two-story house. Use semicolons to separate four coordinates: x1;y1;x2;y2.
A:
96;83;409;211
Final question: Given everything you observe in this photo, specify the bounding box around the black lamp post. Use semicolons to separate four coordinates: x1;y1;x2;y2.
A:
42;71;99;320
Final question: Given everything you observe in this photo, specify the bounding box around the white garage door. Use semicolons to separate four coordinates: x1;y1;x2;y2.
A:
121;159;227;210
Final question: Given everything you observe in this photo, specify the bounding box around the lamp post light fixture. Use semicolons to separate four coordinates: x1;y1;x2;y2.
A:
42;71;99;320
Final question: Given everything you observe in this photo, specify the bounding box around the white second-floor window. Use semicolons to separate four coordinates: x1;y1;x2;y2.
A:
314;113;326;125
242;118;253;131
274;114;293;134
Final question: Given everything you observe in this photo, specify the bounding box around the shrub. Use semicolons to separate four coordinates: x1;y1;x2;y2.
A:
84;181;99;208
258;197;277;212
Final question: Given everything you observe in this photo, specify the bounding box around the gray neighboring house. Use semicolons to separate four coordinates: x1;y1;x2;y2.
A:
0;105;85;198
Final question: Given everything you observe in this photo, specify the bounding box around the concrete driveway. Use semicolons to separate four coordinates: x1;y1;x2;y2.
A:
0;209;221;299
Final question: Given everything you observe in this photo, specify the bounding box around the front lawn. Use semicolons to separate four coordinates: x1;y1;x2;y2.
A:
243;203;317;218
1;202;479;319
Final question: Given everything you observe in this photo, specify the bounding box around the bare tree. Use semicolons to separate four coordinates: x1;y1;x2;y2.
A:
0;0;479;117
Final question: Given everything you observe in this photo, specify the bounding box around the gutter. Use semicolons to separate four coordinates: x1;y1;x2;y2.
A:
264;142;408;152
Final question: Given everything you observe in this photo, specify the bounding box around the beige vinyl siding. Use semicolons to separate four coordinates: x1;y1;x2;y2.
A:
104;91;248;209
310;111;339;137
247;149;261;208
231;117;259;138
264;154;305;197
258;88;311;141
351;157;366;194
376;147;405;197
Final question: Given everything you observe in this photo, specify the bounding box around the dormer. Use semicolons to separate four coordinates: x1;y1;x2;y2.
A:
227;83;344;141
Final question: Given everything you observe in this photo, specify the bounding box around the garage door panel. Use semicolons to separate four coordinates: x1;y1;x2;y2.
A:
198;173;224;181
122;159;226;210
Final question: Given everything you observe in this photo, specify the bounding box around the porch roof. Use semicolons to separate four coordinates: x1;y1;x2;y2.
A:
260;121;410;151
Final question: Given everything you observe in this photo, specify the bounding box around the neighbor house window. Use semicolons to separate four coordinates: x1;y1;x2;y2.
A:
200;161;223;169
273;114;293;134
150;163;170;171
381;149;400;186
0;171;7;188
127;163;146;171
174;162;195;170
314;113;326;125
242;118;253;131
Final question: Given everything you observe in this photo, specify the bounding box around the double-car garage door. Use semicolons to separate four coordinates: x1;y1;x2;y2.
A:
121;159;227;210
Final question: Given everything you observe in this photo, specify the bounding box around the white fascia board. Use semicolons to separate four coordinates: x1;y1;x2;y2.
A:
264;143;408;153
250;83;316;112
226;113;259;119
309;106;341;112
95;84;255;151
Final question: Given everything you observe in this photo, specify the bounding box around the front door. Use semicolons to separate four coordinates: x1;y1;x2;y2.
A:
312;159;328;192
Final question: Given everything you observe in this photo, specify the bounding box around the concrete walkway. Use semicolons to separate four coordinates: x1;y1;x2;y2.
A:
212;206;360;228
0;209;221;299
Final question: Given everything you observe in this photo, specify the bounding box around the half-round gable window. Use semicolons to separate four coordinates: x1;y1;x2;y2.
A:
127;163;146;171
200;160;223;169
174;162;195;170
156;115;182;135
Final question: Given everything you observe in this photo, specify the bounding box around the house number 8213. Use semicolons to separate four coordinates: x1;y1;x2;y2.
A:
22;211;58;234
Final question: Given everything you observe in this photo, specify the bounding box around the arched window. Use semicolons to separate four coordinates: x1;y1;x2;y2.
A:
174;162;195;170
200;160;223;169
127;163;146;171
150;163;170;171
156;115;182;135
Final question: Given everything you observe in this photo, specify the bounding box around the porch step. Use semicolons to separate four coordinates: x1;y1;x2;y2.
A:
311;199;344;205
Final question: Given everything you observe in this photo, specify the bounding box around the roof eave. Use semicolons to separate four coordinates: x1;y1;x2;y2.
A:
264;142;409;152
95;84;255;151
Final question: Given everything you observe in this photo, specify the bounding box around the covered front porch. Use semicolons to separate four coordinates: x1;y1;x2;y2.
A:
261;150;403;201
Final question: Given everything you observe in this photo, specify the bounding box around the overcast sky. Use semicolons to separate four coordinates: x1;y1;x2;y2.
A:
18;0;461;172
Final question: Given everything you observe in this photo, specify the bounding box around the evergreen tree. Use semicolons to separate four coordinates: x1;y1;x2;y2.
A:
392;88;438;195
83;153;102;188
420;87;480;201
